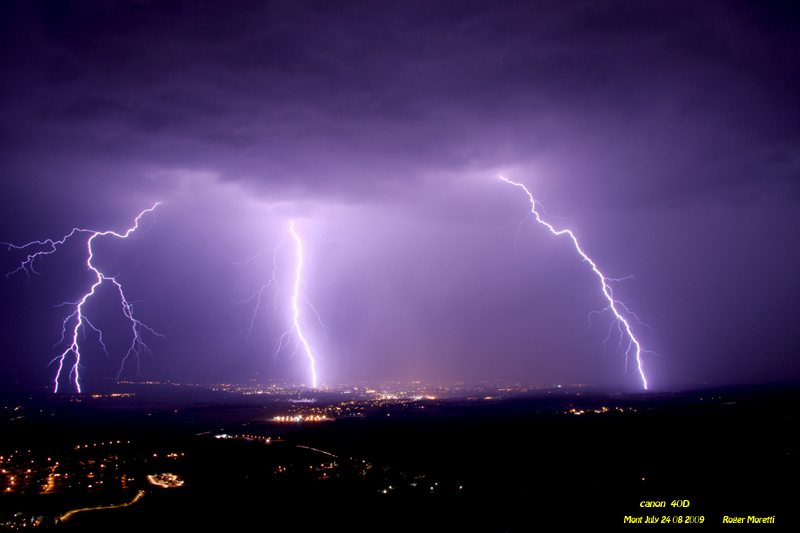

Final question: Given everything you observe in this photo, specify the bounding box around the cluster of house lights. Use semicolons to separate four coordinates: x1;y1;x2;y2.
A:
273;415;328;422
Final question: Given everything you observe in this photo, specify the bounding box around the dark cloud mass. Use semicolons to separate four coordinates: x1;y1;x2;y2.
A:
1;0;798;391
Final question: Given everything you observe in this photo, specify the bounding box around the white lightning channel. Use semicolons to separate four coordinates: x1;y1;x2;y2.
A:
5;204;161;392
246;221;322;388
499;176;650;389
289;221;317;388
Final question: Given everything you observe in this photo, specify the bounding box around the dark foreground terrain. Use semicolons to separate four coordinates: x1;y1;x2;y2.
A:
1;383;796;530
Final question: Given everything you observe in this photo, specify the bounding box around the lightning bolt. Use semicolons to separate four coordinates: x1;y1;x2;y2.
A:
4;204;161;392
499;176;652;389
240;221;326;388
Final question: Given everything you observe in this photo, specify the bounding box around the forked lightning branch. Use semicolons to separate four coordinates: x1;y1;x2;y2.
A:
4;205;161;392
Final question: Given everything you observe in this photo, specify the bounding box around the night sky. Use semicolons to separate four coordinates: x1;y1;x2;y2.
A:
1;1;799;391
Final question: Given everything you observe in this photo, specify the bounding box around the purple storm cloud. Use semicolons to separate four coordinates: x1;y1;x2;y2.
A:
1;1;799;390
